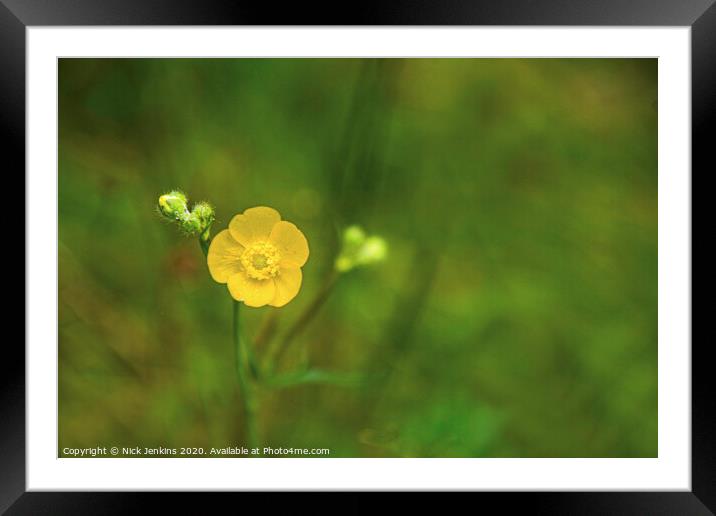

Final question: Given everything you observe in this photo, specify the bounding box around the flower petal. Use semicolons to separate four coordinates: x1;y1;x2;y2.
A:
228;271;276;307
269;221;309;267
270;267;303;307
207;229;245;284
229;206;281;246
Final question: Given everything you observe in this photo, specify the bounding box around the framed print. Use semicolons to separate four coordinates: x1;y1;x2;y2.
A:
5;0;709;512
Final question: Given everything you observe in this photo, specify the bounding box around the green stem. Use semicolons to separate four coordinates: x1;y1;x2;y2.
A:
233;301;259;450
196;231;258;447
268;270;340;371
199;228;211;257
197;232;259;447
240;324;262;381
254;310;280;352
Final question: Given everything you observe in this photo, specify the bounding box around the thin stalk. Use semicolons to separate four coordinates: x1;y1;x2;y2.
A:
199;234;258;448
199;233;259;448
233;301;259;450
269;270;339;371
254;310;280;351
240;324;262;381
199;229;211;257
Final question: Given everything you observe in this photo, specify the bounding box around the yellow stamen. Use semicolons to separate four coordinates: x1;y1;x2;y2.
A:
241;241;281;280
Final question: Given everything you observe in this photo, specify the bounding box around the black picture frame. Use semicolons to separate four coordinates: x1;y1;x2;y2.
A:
3;0;709;513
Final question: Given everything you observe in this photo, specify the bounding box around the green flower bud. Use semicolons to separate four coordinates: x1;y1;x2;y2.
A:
334;255;354;273
335;225;388;272
157;191;215;238
191;202;216;236
158;191;189;221
343;225;366;247
356;236;388;266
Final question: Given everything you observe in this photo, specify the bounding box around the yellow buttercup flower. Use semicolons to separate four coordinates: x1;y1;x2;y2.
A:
207;206;309;308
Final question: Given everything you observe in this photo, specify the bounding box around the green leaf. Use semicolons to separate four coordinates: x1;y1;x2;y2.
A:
264;369;364;389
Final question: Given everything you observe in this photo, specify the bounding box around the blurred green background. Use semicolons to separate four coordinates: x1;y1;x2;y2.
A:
58;58;657;458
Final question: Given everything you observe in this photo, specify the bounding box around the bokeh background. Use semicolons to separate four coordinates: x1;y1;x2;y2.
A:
58;58;657;457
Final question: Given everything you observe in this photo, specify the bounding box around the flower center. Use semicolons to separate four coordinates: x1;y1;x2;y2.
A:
241;241;281;280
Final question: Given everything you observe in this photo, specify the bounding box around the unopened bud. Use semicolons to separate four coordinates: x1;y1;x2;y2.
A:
158;191;189;221
191;202;216;236
343;225;366;247
157;191;215;237
356;236;388;266
335;225;388;272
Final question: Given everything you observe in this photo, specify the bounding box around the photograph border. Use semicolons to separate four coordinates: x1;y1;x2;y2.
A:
4;0;709;512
